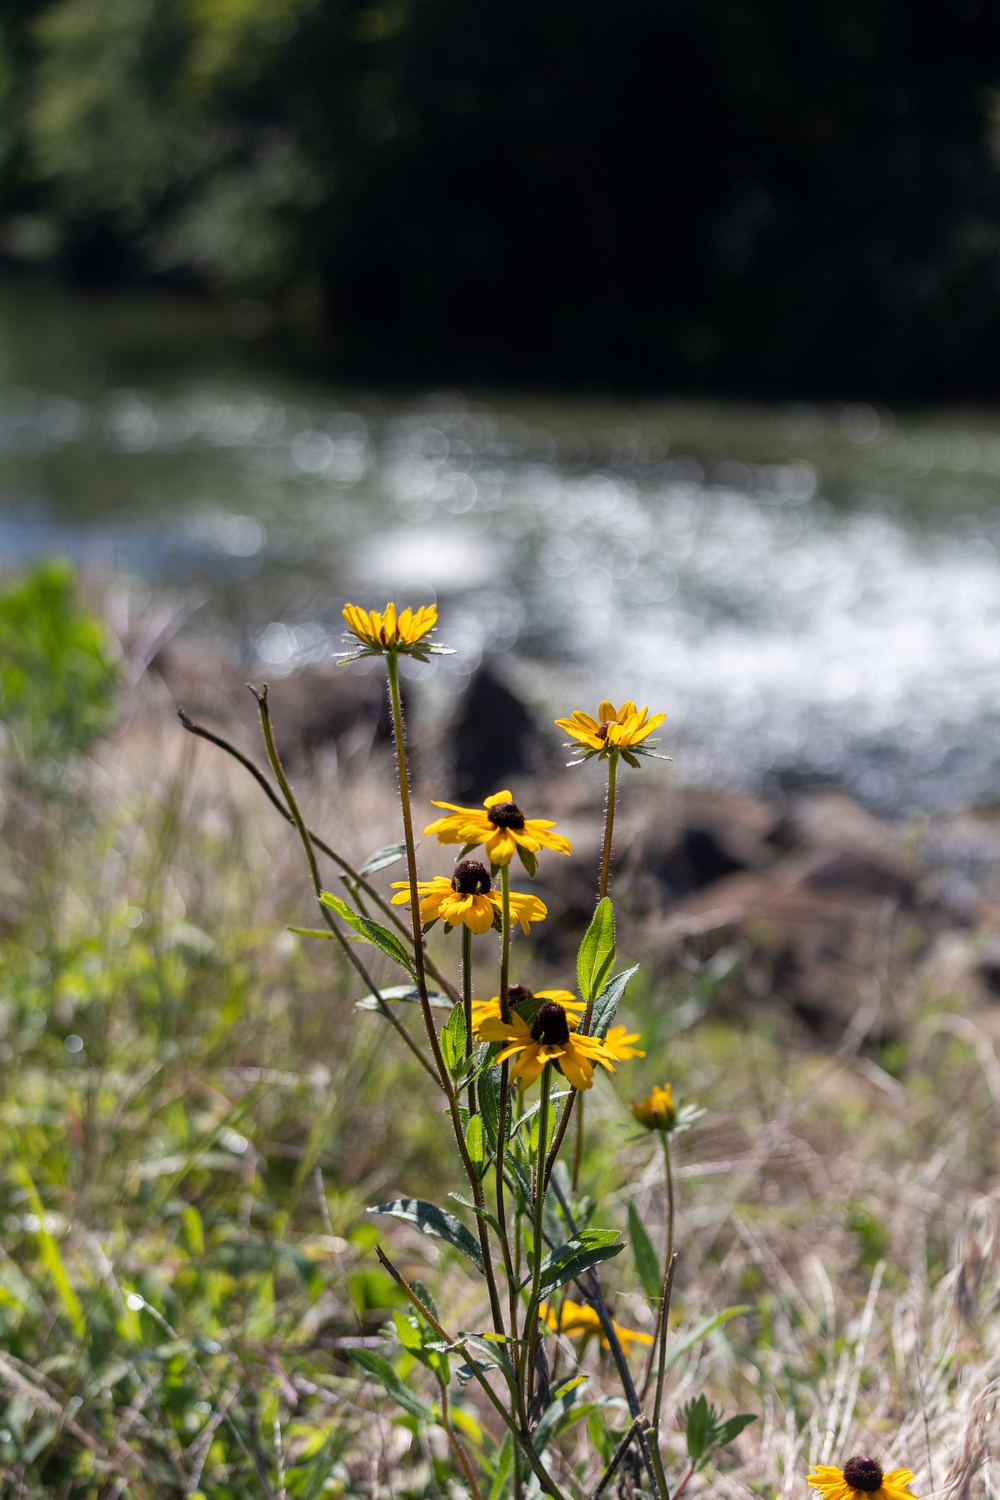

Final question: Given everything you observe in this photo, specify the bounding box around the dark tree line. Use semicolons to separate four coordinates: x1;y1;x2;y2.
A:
0;0;999;396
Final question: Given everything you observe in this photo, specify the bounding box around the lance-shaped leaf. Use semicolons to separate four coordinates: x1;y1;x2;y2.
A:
577;898;615;1002
349;1348;433;1420
355;983;450;1011
441;1003;467;1076
357;841;408;876
531;1377;588;1452
628;1200;661;1303
590;964;639;1039
526;1229;623;1297
370;1198;485;1274
320;892;415;977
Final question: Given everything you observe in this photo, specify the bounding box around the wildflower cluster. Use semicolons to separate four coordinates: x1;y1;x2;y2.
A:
192;597;923;1500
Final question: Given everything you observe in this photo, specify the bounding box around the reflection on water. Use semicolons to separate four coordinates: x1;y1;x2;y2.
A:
2;281;1000;811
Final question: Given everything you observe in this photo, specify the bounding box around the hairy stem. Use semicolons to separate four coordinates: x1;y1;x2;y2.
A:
383;658;505;1333
523;1064;552;1413
598;750;619;900
376;1247;570;1500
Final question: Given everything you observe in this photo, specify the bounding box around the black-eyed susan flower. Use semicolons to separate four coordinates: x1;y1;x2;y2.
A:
340;602;453;662
539;1298;654;1356
631;1084;676;1131
808;1461;919;1500
424;790;571;874
391;860;547;936
603;1024;646;1062
478;999;621;1090
555;700;667;768
471;987;585;1039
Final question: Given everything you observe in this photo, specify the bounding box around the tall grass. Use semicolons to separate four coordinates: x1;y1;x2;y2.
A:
2;570;1000;1497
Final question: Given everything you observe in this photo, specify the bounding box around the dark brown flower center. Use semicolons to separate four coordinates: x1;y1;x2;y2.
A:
452;860;492;895
507;984;534;1007
843;1458;883;1493
596;722;611;740
531;1002;570;1045
487;801;526;830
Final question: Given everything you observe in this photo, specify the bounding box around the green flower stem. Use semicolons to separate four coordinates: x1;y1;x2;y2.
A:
462;924;477;1114
499;864;512;1022
249;686;436;1083
652;1133;676;1434
599;748;620;900
494;862;519;1368
522;1063;552;1414
543;1086;577;1197
376;1246;570;1500
640;1132;677;1407
547;1170;670;1500
384;656;505;1333
437;1373;483;1500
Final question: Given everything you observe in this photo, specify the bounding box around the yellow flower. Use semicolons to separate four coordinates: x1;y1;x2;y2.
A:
540;1298;654;1356
555;700;666;767
631;1084;676;1131
470;987;584;1038
604;1024;645;1062
391;860;547;935
424;790;571;873
808;1461;919;1500
340;601;452;662
478;1000;620;1090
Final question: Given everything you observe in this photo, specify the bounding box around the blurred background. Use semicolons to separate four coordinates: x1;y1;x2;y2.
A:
2;0;1000;807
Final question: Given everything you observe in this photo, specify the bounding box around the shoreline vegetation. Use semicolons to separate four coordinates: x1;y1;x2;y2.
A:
4;566;1000;1495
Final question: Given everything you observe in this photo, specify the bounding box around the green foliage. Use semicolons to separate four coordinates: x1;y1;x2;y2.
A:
628;1200;661;1304
681;1394;757;1467
368;1197;485;1273
0;0;998;391
577;898;615;1003
529;1229;623;1299
0;559;117;766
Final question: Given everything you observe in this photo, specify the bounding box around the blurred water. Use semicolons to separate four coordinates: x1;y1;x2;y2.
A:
2;282;1000;811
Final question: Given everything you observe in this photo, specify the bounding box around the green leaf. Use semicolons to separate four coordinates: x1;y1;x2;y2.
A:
369;1198;485;1274
349;1348;433;1421
465;1115;486;1176
685;1395;710;1460
449;1191;501;1235
663;1305;751;1375
529;1230;623;1298
320;893;415;977
355;983;450;1011
628;1201;661;1303
531;1377;588;1453
517;844;538;877
715;1413;758;1448
478;1065;502;1153
577;897;616;1002
455;1333;517;1385
591;965;639;1039
288;926;336;939
505;1152;533;1211
357;842;408;876
488;1433;513;1500
441;1003;467;1076
393;1309;424;1353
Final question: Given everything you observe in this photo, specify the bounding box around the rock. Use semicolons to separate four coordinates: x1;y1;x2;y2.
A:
447;664;550;799
643;811;938;1044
